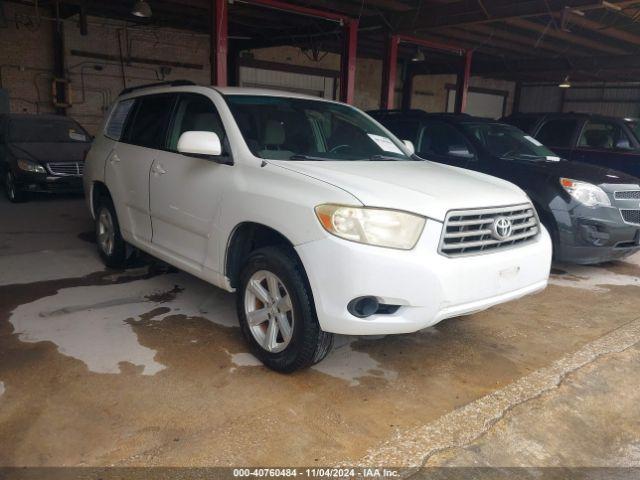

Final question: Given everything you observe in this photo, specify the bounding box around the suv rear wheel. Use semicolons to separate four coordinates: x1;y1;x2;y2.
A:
237;246;333;372
95;196;130;269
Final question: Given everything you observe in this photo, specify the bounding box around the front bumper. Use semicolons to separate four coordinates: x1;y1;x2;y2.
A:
552;205;640;265
296;220;552;335
15;171;83;194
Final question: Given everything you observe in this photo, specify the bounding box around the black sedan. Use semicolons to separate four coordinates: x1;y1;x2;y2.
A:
370;110;640;265
502;112;640;179
0;113;91;202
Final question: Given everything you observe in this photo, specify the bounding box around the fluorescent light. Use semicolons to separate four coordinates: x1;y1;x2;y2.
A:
559;75;571;88
131;0;152;18
411;49;425;62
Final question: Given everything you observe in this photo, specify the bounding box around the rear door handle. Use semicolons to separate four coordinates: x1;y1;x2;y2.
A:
152;163;167;175
109;153;121;164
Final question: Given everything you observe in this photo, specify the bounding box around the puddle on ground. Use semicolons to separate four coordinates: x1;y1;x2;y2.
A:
312;336;398;386
9;273;236;375
9;271;399;386
550;262;640;292
223;336;399;385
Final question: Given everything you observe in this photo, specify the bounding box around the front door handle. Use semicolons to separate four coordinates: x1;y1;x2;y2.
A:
109;154;121;164
152;164;167;175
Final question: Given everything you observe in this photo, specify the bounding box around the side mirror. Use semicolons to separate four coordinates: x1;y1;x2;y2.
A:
448;145;475;159
403;140;415;156
178;131;223;157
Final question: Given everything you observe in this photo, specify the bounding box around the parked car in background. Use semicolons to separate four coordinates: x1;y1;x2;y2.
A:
84;83;552;372
370;110;640;265
502;112;640;178
0;113;91;202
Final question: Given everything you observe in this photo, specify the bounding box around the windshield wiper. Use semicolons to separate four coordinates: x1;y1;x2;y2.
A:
289;154;331;161
368;154;405;161
501;153;549;161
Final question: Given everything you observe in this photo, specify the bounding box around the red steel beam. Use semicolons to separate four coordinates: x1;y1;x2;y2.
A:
238;0;346;23
380;34;400;109
340;18;359;104
397;34;465;56
454;50;473;113
211;0;228;86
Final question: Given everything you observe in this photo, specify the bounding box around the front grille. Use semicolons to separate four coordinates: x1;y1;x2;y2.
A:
621;209;640;225
439;204;540;257
614;191;640;200
47;162;84;176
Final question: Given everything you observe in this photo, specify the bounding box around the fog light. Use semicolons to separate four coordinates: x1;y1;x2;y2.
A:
347;296;380;318
579;223;609;246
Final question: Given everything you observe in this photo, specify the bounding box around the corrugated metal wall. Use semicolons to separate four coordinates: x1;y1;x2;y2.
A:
518;86;563;113
239;67;334;99
519;84;640;117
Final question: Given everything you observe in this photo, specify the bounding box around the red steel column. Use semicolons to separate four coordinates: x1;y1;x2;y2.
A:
211;0;228;86
454;50;472;113
380;34;399;110
340;18;359;104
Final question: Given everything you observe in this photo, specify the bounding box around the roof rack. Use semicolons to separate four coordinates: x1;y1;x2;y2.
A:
119;80;196;96
367;109;427;115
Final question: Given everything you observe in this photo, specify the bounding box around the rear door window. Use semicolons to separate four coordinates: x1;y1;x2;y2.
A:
125;94;176;149
419;121;475;159
578;120;633;150
506;116;539;134
382;119;420;144
535;119;578;148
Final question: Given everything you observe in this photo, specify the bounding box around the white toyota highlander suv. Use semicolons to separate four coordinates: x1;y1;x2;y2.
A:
84;81;552;372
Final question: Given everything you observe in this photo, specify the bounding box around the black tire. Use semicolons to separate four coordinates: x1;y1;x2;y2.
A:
94;195;130;269
4;171;27;203
236;246;333;373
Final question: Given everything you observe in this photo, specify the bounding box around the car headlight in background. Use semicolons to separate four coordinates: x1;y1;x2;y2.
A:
17;159;46;174
560;178;611;207
315;204;425;250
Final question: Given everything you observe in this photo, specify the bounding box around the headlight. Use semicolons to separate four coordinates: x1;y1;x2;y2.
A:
17;159;46;174
315;204;425;250
560;178;611;207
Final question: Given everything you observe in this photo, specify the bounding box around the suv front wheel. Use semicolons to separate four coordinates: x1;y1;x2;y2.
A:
237;246;333;372
4;171;27;203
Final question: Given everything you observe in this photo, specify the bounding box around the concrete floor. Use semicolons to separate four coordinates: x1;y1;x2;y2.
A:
0;193;639;470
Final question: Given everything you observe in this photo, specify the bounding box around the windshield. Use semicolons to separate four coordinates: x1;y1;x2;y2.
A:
463;123;560;161
225;95;410;161
9;118;90;143
624;119;640;142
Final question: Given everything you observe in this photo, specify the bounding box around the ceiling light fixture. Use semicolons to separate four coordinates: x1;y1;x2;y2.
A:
131;0;152;18
411;49;425;62
559;75;572;88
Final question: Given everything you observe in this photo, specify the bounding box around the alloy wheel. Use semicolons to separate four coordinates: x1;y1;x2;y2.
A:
5;172;15;201
97;208;115;256
244;270;294;353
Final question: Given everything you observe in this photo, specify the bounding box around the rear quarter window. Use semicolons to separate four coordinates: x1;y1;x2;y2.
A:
105;99;135;141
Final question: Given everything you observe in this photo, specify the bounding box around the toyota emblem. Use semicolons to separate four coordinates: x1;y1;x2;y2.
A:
492;217;513;240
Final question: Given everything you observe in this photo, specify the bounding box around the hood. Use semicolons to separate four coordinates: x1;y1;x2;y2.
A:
9;142;90;163
270;160;527;221
499;157;639;186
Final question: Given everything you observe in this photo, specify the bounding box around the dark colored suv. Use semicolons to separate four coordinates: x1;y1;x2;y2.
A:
370;110;640;264
502;113;640;178
0;114;92;202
